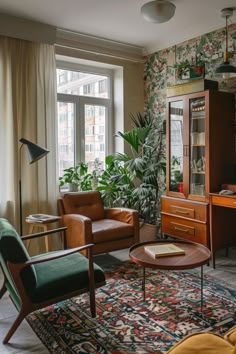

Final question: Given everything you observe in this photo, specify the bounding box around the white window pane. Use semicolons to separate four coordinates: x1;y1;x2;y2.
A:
57;101;75;177
84;104;106;171
57;69;109;98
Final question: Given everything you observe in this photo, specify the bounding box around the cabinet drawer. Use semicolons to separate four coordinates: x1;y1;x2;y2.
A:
161;196;208;222
161;214;208;246
211;195;236;209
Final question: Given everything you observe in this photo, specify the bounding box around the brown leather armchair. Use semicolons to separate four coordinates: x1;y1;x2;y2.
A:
58;191;140;255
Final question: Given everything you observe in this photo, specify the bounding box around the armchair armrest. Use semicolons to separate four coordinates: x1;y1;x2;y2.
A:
9;243;95;269
104;208;139;225
61;214;93;250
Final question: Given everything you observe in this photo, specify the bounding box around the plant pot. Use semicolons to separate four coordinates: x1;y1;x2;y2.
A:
139;222;158;242
68;183;78;192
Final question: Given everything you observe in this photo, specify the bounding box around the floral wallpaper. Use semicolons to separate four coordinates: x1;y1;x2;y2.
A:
144;23;236;120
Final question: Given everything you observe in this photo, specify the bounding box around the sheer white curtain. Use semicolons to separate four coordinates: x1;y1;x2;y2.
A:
0;36;58;252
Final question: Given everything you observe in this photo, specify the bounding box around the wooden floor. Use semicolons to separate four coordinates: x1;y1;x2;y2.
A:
0;247;236;353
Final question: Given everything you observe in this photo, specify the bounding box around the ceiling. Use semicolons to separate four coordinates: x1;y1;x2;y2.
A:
0;0;236;54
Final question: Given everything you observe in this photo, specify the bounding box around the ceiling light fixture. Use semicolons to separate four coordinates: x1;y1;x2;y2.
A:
141;0;176;24
215;7;236;79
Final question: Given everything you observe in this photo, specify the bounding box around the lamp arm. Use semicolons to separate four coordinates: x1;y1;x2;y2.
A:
19;143;24;236
224;14;235;62
226;15;229;53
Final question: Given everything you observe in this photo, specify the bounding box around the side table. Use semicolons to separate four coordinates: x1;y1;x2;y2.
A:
129;240;211;312
25;216;61;252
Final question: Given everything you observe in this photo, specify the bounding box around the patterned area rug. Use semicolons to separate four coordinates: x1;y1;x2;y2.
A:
27;261;236;354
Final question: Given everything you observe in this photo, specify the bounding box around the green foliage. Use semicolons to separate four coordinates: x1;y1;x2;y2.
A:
59;162;93;191
116;130;140;154
97;155;135;208
58;113;166;225
130;115;166;224
101;112;166;225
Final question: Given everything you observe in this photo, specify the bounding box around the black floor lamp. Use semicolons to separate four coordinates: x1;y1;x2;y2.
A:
19;138;49;235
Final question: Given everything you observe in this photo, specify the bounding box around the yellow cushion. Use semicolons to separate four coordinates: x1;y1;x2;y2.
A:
224;326;236;346
166;332;234;354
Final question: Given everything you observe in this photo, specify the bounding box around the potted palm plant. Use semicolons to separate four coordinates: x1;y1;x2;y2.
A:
97;155;136;208
102;112;166;241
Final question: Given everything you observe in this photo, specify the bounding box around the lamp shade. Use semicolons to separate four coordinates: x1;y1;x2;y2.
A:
215;61;236;79
215;8;236;79
19;138;49;164
141;0;176;23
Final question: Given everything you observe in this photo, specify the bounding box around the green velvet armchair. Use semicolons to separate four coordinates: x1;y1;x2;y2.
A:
0;218;106;344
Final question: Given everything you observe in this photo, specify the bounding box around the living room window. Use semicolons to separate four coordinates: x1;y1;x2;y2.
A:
56;64;112;177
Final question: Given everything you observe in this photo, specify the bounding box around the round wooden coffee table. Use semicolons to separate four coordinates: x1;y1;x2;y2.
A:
129;240;211;311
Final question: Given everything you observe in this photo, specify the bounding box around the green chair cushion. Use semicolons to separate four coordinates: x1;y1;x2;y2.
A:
27;252;105;303
0;218;37;291
0;219;29;262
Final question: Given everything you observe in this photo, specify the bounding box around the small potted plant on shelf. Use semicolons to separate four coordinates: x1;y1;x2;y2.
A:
174;56;205;81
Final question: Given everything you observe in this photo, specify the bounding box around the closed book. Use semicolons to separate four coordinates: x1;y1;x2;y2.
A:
144;243;185;258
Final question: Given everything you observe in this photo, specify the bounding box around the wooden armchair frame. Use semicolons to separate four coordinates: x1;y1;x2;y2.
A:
0;227;106;344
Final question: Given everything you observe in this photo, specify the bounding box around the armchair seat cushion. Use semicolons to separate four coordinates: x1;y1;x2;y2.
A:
92;219;134;243
26;252;105;303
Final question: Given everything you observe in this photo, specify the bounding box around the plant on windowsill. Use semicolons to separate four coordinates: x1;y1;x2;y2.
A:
59;162;93;192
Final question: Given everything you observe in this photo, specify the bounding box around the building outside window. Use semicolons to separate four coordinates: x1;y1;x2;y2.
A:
85;125;95;136
99;79;107;94
56;65;112;177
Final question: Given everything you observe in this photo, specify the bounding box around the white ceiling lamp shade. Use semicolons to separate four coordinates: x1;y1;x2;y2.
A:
215;7;236;79
141;0;176;24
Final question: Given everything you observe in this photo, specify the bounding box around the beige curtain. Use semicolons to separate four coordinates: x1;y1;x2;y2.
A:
0;36;58;253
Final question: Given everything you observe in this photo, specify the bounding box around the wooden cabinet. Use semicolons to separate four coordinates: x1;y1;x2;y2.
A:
161;89;235;251
161;196;208;245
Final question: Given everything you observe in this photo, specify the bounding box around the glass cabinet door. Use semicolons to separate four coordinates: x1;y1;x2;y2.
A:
189;97;206;196
169;100;184;193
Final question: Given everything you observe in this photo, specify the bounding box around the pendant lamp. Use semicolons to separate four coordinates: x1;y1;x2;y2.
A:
141;0;176;24
215;8;236;79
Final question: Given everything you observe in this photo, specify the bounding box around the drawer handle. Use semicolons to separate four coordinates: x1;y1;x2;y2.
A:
174;226;189;233
174;209;189;215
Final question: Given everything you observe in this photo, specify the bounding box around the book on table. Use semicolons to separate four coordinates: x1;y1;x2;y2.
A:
144;243;185;258
26;214;61;223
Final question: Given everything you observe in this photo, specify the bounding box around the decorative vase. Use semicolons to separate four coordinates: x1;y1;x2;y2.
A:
139;222;158;242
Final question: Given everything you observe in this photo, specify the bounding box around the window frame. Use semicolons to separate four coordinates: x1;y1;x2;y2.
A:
56;61;113;170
